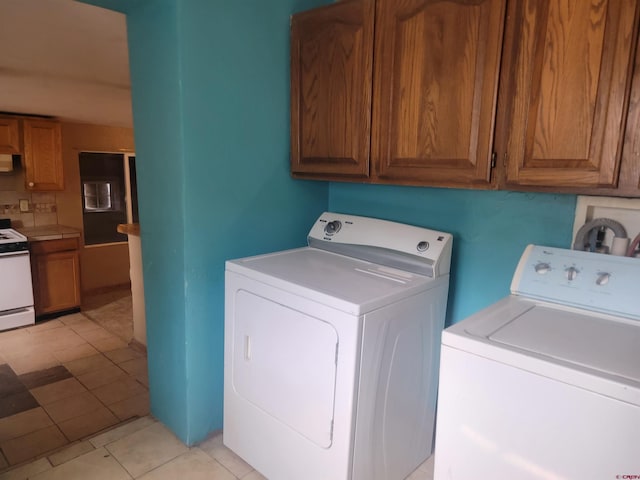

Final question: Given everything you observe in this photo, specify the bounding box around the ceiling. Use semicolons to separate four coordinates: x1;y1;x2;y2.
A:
0;0;132;128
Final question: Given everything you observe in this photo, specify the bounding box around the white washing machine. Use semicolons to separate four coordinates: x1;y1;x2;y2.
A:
434;245;640;479
224;212;453;480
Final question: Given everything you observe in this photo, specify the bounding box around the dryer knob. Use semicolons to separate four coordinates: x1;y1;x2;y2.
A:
325;220;342;235
534;262;550;274
596;272;610;286
565;267;579;281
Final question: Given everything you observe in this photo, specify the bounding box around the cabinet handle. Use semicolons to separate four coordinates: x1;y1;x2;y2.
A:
28;182;34;188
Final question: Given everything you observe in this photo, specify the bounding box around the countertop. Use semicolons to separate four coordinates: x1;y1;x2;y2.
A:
17;224;82;242
117;223;140;236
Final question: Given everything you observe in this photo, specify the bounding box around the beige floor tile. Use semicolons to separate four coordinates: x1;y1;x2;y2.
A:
56;406;119;442
29;378;87;405
6;351;59;375
89;336;128;353
91;378;147;405
27;326;76;346
198;432;253;478
0;457;52;480
89;416;156;448
242;471;268;480
1;339;43;361
42;391;103;424
77;364;128;390
48;441;95;466
0;425;67;465
108;392;150;421
58;313;88;326
106;422;188;478
139;449;236;480
51;343;99;364
118;357;147;377
103;347;143;365
25;320;64;333
0;351;5;364
30;447;131;480
66;319;101;334
0;408;54;443
76;327;114;344
63;354;114;377
136;372;150;387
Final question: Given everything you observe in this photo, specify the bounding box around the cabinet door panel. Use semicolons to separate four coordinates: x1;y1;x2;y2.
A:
23;119;64;191
0;117;20;154
372;0;505;185
291;0;374;177
34;250;81;315
503;0;639;187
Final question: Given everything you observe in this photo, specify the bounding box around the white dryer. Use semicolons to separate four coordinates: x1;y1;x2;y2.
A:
224;212;453;480
434;245;640;479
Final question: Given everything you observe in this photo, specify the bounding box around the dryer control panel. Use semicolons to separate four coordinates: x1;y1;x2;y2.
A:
307;212;453;278
511;245;640;320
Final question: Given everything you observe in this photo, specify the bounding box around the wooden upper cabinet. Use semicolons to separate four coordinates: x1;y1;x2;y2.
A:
0;117;21;154
500;0;640;188
372;0;506;186
290;0;374;178
22;119;64;191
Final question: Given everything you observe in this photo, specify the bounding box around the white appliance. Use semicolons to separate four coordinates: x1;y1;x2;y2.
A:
434;245;640;480
224;212;453;480
0;225;35;331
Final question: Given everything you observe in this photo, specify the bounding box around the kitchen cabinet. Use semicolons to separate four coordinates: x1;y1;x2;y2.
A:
30;238;81;316
497;0;639;189
0;117;21;154
22;118;64;191
291;0;506;187
291;0;640;196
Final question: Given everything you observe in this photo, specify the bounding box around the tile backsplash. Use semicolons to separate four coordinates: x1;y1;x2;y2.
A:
0;174;59;227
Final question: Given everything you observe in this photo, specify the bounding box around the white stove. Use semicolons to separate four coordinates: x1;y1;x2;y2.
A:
0;223;35;330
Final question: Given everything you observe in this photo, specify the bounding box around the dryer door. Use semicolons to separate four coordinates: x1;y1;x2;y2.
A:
231;290;338;447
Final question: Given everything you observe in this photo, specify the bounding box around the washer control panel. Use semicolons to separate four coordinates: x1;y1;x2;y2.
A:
512;245;640;320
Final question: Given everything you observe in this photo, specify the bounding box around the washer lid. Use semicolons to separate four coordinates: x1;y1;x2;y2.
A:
489;306;640;384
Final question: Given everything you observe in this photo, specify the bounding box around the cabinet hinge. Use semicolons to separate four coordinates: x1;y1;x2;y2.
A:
490;152;497;169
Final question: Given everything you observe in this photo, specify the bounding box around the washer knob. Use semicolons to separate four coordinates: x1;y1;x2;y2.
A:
596;272;610;286
565;267;578;281
534;262;551;274
324;220;342;235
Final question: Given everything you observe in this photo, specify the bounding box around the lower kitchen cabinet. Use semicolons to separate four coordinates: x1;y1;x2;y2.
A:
30;238;81;316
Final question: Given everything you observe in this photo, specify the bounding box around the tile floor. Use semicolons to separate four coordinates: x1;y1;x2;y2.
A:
0;415;435;479
0;312;149;471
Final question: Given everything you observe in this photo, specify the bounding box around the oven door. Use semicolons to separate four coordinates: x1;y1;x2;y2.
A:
0;250;34;312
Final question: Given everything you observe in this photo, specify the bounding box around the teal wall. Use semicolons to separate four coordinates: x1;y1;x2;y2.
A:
329;184;577;325
121;0;329;444
83;0;578;447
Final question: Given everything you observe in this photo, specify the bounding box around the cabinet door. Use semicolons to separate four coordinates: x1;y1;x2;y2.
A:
371;0;506;186
501;0;639;188
33;249;81;315
0;117;20;154
23;119;64;191
291;0;374;178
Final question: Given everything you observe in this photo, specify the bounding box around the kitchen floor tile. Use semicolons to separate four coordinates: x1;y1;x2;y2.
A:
91;378;146;405
242;471;268;480
76;364;128;390
42;391;103;424
89;416;156;449
89;336;128;353
76;327;114;344
29;378;87;406
107;392;150;421
25;320;64;333
138;449;235;480
0;390;39;420
30;447;131;480
48;441;95;467
51;343;99;364
103;347;143;365
63;354;114;377
106;422;188;478
18;366;72;390
0;408;53;443
198;431;253;478
65;319;102;334
0;457;52;480
56;406;119;442
0;425;67;465
58;313;88;326
6;352;59;376
118;357;147;377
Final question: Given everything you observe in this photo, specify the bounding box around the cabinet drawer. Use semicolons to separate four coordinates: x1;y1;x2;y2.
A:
31;237;79;255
